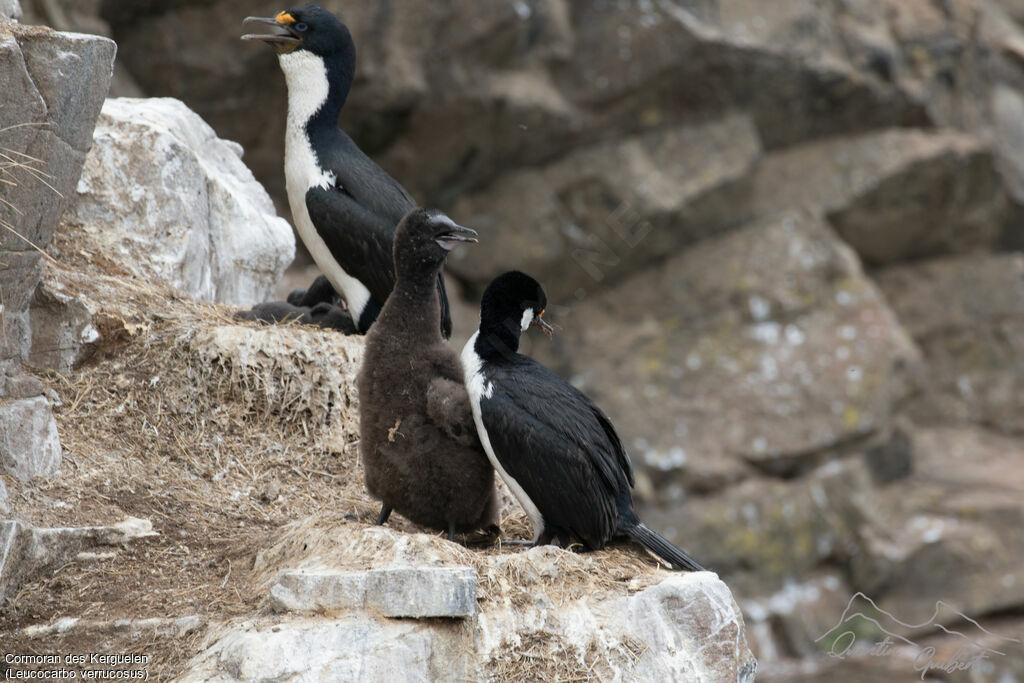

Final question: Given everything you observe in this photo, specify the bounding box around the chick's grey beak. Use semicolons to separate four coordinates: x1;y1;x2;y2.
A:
435;224;479;251
241;16;301;46
532;316;554;339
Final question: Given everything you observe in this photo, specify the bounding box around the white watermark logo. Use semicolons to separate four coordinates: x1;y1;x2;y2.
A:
815;592;1021;680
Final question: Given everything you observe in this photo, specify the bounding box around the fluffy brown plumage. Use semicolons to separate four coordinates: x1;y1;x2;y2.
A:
357;208;498;537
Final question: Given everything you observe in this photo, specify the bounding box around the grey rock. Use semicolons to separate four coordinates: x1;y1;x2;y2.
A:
17;0;144;97
0;477;8;514
180;616;474;682
875;253;1024;433
758;654;930;683
753;128;1009;265
19;0;107;35
269;566;478;618
448;113;762;301
1;360;43;399
0;23;113;368
678;425;1024;670
60;97;294;306
1;0;20;21
183;551;754;681
993;84;1024;203
105;1;926;208
0;516;157;600
0;395;61;481
645;459;880;586
268;569;367;615
22;614;203;639
714;0;996;137
627;573;758;682
741;569;856;663
860;426;1024;621
548;1;927;154
28;280;99;372
536;211;920;491
367;567;476;618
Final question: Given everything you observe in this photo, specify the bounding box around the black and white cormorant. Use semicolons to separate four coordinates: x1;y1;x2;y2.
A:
242;3;452;337
357;208;499;539
462;271;704;571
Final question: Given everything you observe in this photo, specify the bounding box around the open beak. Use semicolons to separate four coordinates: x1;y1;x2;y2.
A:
531;315;554;339
435;224;479;251
241;16;302;51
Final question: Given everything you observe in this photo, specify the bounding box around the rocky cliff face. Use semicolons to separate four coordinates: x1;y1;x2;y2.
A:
0;19;114;484
4;0;1024;680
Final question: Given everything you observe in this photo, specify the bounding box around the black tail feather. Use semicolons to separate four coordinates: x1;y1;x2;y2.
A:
626;523;705;572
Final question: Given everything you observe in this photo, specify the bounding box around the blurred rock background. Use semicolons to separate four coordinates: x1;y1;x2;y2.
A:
12;0;1024;679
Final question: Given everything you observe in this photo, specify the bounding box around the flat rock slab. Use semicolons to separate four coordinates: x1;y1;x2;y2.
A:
0;395;61;481
0;517;157;600
270;566;478;618
21;614;203;639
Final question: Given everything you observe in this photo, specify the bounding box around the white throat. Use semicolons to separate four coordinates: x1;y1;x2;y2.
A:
279;51;331;130
520;308;535;332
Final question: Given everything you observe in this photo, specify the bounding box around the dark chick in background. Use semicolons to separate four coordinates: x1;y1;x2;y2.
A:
462;271;704;571
241;3;453;337
357;208;499;540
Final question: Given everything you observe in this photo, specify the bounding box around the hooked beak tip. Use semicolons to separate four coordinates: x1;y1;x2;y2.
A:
532;317;554;339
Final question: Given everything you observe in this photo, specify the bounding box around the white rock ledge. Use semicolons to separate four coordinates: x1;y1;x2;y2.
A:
182;556;756;682
269;566;478;618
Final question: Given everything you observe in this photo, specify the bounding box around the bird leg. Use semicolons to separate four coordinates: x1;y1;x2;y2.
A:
448;522;457;543
376;503;392;526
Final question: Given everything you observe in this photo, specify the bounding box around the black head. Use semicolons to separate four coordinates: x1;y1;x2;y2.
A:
480;271;553;343
393;208;478;281
242;3;354;58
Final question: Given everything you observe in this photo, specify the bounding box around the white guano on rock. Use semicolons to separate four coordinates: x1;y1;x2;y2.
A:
61;97;295;306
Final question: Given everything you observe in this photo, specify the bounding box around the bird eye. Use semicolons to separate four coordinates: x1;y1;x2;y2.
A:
295;22;308;31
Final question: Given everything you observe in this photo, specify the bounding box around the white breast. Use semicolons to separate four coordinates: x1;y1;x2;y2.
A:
278;51;370;318
461;332;545;542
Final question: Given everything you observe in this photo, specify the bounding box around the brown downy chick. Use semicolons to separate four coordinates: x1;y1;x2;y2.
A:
357;208;498;539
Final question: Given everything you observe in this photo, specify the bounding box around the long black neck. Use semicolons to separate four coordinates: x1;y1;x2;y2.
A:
475;312;523;363
308;47;355;136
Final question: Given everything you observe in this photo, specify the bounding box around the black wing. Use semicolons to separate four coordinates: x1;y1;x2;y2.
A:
311;134;453;336
479;357;634;548
305;185;396;307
